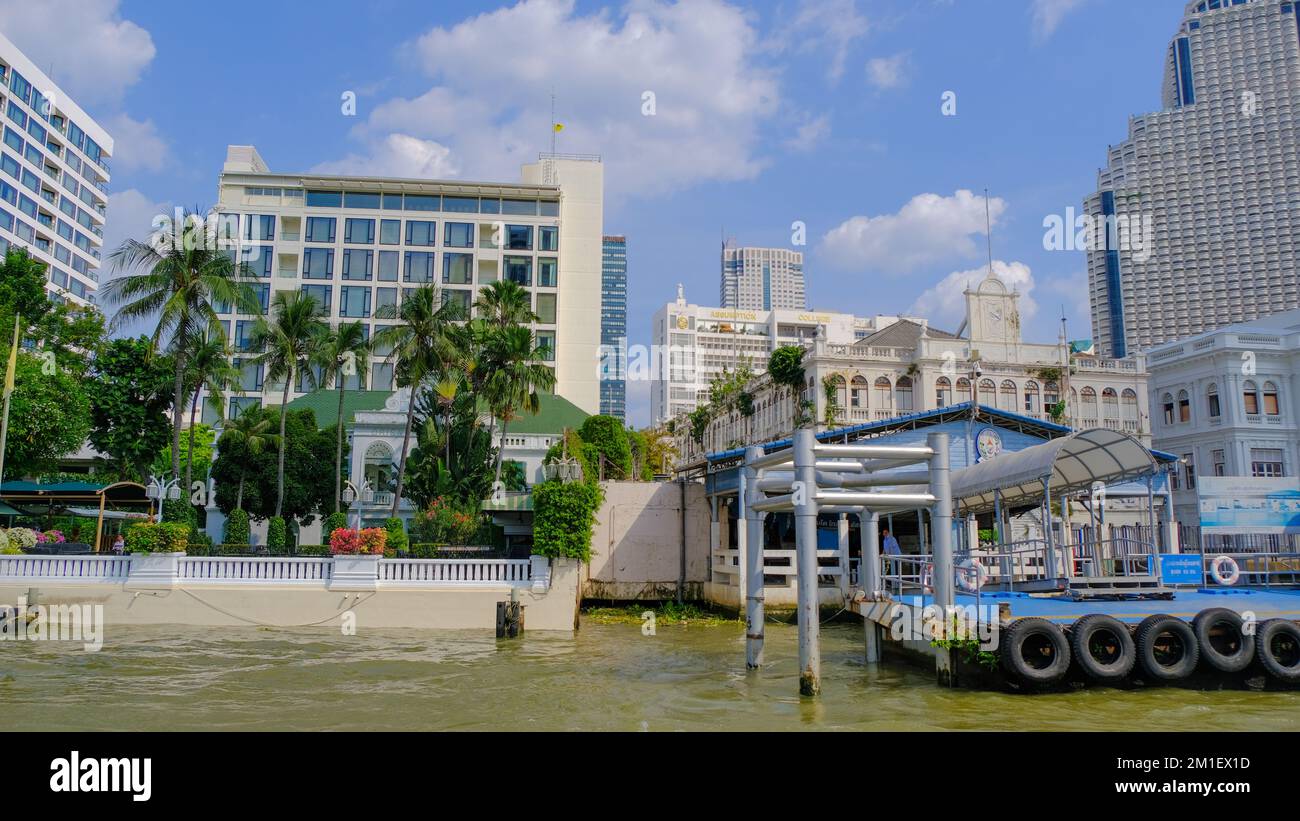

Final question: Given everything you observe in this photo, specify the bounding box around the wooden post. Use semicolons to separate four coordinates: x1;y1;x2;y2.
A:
94;491;106;553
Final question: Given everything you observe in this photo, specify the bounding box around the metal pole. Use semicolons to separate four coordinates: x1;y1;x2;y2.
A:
1043;478;1057;579
928;432;955;686
837;513;850;600
743;447;765;669
863;511;881;664
793;428;821;696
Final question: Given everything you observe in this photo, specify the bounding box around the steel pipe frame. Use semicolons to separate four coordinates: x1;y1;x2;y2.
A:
793;429;821;697
815;492;937;508
743;446;766;669
814;445;935;461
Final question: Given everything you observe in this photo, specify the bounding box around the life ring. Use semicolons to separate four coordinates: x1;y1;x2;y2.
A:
920;562;934;593
956;557;988;593
1210;555;1241;587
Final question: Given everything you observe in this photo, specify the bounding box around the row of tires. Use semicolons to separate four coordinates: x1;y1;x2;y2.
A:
1000;609;1300;687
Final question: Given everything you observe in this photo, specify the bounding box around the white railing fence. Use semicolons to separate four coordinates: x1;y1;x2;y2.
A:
0;555;132;582
179;556;333;584
380;559;531;585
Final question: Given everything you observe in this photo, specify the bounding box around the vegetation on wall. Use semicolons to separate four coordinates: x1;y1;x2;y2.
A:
532;480;602;561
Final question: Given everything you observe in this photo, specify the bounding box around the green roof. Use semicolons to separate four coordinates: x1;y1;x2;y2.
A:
506;393;590;435
285;390;393;428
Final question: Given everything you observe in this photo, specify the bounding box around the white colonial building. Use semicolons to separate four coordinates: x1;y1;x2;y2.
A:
1147;307;1300;527
673;273;1152;466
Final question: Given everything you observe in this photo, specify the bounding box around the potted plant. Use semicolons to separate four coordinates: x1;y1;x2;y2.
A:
328;527;386;591
124;522;190;590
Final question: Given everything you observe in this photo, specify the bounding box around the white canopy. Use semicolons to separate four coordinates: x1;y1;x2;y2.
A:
949;428;1159;514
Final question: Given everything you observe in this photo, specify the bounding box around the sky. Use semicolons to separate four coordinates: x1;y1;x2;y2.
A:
0;0;1187;426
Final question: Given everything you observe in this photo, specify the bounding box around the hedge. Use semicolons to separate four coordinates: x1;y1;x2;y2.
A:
406;543;507;560
225;509;250;544
267;517;287;552
532;480;602;561
183;543;330;557
124;522;191;554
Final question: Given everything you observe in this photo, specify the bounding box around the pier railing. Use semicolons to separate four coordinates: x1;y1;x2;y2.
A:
1199;552;1300;588
0;554;534;589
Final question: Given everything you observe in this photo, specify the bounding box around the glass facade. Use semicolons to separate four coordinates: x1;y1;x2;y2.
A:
600;236;627;421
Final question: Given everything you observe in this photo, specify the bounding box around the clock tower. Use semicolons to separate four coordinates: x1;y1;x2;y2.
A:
965;272;1022;345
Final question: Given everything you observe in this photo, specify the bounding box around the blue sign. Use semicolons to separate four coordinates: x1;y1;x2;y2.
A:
1159;555;1202;586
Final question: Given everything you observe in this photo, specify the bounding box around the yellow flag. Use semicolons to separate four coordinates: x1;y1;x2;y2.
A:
553;122;564;133
2;314;17;399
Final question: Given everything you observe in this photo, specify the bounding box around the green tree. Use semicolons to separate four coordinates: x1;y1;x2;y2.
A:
211;408;338;525
312;320;371;513
373;285;462;517
483;324;556;487
154;424;216;487
768;345;809;429
578;415;633;480
3;353;92;477
250;290;328;518
0;249;106;378
103;213;260;484
87;337;175;481
404;389;498;507
181;333;240;496
212;408;279;511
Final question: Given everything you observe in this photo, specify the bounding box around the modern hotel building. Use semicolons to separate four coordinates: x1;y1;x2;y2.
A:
0;32;113;307
1084;0;1300;357
600;234;627;421
212;146;604;419
719;241;807;311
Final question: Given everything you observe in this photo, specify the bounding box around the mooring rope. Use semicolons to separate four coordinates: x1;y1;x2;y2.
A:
176;588;376;628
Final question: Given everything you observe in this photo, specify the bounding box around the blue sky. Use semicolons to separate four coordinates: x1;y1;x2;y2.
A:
0;0;1185;425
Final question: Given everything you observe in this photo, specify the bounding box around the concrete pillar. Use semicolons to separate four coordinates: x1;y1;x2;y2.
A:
837;513;850;599
863;511;882;664
793;428;821;696
743;447;766;669
928;433;955;686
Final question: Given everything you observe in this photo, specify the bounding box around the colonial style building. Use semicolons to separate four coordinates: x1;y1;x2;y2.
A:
672;272;1151;466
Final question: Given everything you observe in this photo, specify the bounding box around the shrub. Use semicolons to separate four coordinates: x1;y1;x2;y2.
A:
383;517;408;555
413;496;482;546
329;528;361;555
293;544;331;557
124;522;190;554
532;481;602;561
7;528;38;550
358;528;388;556
267;517;286;552
40;529;67;544
323;511;348;537
577;415;633;480
225;509;250;545
0;530;9;552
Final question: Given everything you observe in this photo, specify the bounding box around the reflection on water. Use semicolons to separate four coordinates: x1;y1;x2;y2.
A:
2;622;1298;731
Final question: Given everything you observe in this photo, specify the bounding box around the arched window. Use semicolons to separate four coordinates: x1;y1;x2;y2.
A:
936;377;953;408
1207;383;1221;418
956;378;971;403
999;380;1017;411
1023;380;1041;414
1081;387;1098;419
1102;388;1119;419
1162;392;1175;425
874;376;892;409
829;374;847;410
1244;381;1260;415
978;379;996;406
1177;389;1191;423
1044;381;1060;409
850;375;868;408
1264;381;1281;416
363;441;397;493
1122;389;1138;420
896;376;914;412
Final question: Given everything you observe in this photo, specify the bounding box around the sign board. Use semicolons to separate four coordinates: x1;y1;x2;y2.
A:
1197;476;1300;535
1159;554;1203;586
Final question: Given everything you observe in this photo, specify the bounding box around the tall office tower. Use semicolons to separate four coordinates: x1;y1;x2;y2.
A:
0;32;113;307
719;241;807;311
600;235;627;421
1084;0;1300;357
214;146;603;418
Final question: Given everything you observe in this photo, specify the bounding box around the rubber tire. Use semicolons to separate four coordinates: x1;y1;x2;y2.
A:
1254;619;1300;684
1000;617;1071;686
1193;608;1255;673
1070;614;1136;683
1135;615;1200;682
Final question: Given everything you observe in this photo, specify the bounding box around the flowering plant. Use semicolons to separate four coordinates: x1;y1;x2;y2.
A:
357;528;388;556
42;530;67;544
7;528;38;550
328;527;361;555
413;497;482;546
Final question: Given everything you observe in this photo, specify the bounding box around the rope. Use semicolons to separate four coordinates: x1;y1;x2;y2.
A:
178;588;376;628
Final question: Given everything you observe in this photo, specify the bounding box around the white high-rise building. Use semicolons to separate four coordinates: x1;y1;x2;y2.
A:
1084;0;1300;358
0;32;113;306
719;241;806;311
213;146;603;419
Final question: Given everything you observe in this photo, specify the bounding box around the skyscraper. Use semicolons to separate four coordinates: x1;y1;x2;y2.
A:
0;32;113;307
1084;0;1300;357
600;235;627;421
719;241;806;311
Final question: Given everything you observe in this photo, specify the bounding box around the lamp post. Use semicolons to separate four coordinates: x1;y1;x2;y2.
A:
146;474;182;523
341;479;373;530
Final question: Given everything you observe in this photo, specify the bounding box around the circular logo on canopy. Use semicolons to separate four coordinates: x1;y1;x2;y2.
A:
976;427;1004;462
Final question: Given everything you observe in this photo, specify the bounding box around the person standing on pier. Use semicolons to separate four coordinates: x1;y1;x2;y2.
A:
881;528;901;556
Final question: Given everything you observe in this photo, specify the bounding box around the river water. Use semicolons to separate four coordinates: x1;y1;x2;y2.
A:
3;621;1298;731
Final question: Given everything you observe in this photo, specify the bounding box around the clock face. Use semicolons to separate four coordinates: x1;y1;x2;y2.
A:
976;427;1003;461
986;305;1002;323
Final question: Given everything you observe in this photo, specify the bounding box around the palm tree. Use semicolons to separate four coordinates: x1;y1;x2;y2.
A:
104;212;259;483
373;286;462;517
483;324;557;487
313;321;371;513
219;408;280;511
474;279;537;328
181;332;241;497
251;291;328;518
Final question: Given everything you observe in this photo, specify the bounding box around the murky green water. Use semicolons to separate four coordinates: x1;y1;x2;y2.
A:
2;621;1298;731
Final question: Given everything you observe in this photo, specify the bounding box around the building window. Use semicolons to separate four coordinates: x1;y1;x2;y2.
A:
344;218;375;244
1023;380;1040;414
536;292;556;324
999;380;1017;412
1251;449;1285;479
1121;389;1138;421
377;250;399;282
371;362;395;391
538;258;558;287
305;216;335;243
303;248;334;280
979;379;996;407
375;287;398;318
1183;454;1196;491
405;220;436;246
506;225;533;250
305;190;342;208
1243;381;1260;415
896;376;914;412
1213;449;1226;477
1177;390;1191;423
444;222;474;248
956;378;971;403
339;286;371;318
539;226;558;252
1081;387;1097;419
504;256;532;286
1044;381;1060;410
341;249;372;281
851;376;868;408
1263;382;1280;416
443;252;473;285
404;252;434;283
301;285;332;316
536;331;555;362
1162;393;1175;425
379;219;400;245
874;377;892;409
936;377;952;407
1207;384;1221;418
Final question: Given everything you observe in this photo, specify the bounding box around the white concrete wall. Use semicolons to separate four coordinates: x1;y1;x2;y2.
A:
583;481;711;600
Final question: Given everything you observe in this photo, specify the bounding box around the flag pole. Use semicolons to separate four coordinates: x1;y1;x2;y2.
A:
0;313;20;486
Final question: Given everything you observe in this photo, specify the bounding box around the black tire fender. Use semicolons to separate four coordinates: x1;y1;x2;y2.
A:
1135;614;1200;681
1255;619;1300;684
1000;617;1071;685
1070;614;1136;683
1193;608;1255;673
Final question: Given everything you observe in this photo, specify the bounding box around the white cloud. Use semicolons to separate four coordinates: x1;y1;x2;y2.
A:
1037;270;1093;336
784;113;830;152
330;0;780;197
103;114;169;173
819;190;1007;274
865;52;910;90
0;0;155;106
908;260;1037;331
311;134;458;179
1029;0;1084;42
787;0;871;82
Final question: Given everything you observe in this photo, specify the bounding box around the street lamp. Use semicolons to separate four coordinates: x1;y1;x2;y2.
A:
341;479;373;530
146;474;182;522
